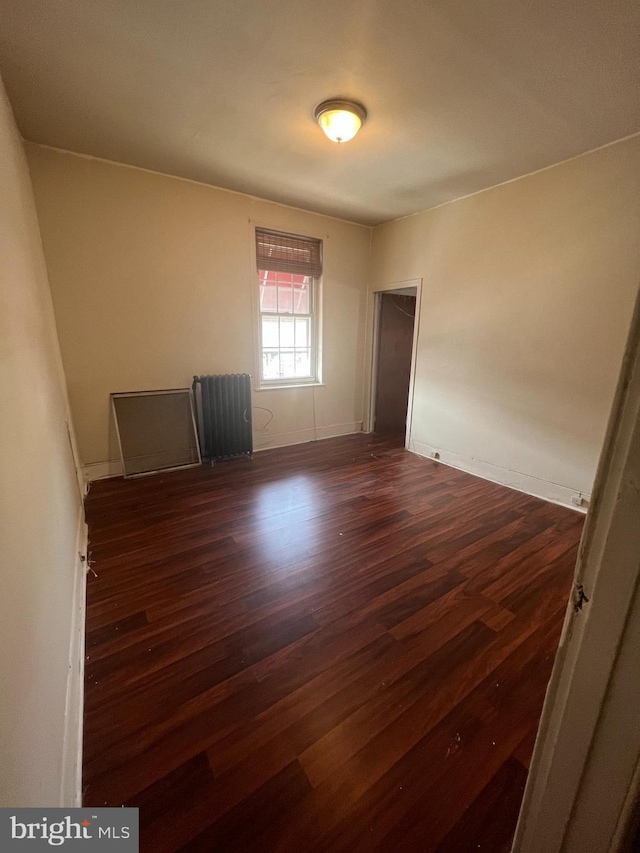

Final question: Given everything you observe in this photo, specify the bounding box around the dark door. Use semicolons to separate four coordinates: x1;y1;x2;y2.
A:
374;293;416;434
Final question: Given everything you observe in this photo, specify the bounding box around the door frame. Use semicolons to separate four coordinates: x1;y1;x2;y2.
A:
513;286;640;852
366;278;422;446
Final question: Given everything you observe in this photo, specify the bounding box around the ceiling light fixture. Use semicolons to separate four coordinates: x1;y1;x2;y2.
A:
314;99;367;143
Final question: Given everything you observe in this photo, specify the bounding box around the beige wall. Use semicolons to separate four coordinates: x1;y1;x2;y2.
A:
0;78;83;805
26;145;372;476
371;136;640;503
22;125;639;504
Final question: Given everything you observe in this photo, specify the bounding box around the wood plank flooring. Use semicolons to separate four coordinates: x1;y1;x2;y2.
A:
83;433;584;852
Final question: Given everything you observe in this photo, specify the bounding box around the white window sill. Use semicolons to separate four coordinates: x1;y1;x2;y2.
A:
255;382;325;391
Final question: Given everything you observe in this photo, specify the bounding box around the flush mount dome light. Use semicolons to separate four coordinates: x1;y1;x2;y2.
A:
314;99;367;143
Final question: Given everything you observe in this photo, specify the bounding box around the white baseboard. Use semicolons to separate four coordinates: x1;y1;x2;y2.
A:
60;506;88;807
253;421;363;452
83;459;123;483
83;423;365;480
409;438;590;512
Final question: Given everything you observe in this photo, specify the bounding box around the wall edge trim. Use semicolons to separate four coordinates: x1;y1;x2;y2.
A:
383;130;640;226
25;141;373;230
83;422;364;480
409;438;589;512
59;505;87;807
253;421;363;452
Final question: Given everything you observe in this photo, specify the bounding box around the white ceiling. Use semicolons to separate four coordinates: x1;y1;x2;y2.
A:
1;0;638;225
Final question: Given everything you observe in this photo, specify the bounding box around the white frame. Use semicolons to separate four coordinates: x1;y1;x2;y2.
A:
111;388;202;478
257;269;320;387
366;278;422;446
249;222;324;391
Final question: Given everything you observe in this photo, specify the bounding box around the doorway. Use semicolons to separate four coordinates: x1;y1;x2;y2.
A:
373;288;417;436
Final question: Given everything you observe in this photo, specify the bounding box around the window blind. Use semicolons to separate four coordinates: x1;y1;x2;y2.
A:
256;229;322;277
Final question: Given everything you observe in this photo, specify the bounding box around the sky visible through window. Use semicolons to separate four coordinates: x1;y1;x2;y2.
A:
259;270;313;380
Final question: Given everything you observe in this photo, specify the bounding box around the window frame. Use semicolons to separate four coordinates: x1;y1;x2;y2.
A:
253;228;323;390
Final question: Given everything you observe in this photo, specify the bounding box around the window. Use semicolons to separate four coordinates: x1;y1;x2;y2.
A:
255;229;322;386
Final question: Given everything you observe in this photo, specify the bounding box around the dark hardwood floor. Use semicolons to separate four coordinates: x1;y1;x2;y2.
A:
83;433;584;852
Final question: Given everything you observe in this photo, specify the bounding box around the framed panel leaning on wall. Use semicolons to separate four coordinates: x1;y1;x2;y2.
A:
111;388;201;477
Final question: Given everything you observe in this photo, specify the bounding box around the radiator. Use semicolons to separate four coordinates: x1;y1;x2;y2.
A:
192;374;253;461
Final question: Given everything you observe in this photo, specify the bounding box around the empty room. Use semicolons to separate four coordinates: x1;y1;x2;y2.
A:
1;1;640;851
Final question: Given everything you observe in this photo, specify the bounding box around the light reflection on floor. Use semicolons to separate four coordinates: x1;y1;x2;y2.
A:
252;475;322;570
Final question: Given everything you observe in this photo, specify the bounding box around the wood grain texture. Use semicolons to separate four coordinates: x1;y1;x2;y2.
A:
83;433;584;852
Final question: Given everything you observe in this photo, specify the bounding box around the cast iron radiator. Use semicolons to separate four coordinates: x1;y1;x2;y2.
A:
191;374;253;461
